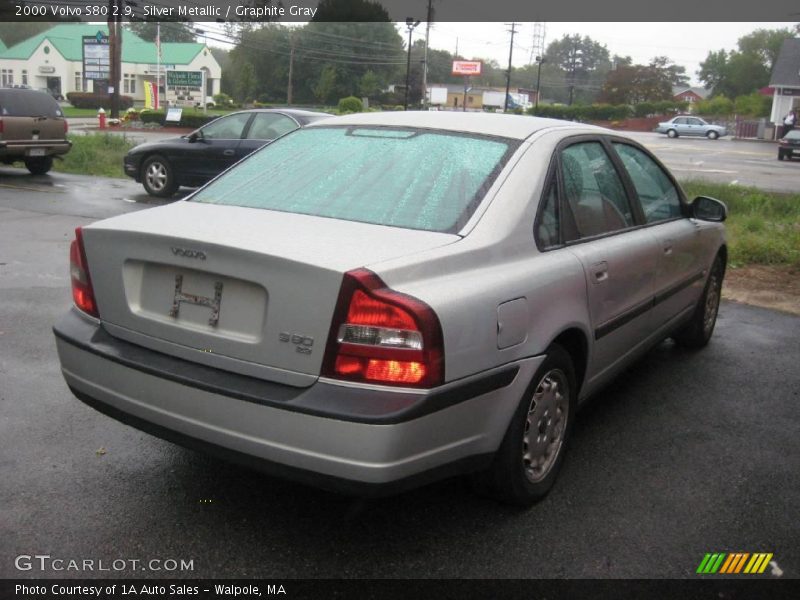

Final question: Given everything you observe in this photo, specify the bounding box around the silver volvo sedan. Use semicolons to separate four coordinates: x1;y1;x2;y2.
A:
54;112;727;505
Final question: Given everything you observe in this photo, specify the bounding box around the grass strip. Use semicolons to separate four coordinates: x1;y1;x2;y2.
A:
53;133;135;179
681;180;800;267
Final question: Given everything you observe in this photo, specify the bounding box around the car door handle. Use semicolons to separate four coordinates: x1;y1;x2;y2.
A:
223;149;235;156
590;261;609;284
662;239;673;255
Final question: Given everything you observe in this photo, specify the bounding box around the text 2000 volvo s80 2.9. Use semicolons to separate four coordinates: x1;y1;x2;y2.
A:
54;112;727;505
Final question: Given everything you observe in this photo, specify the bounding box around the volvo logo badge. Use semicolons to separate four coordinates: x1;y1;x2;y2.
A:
171;246;207;260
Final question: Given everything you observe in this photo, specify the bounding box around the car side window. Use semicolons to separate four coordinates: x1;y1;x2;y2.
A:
613;143;681;223
673;118;686;125
200;113;252;140
689;118;703;126
537;180;560;249
560;142;635;241
246;113;298;140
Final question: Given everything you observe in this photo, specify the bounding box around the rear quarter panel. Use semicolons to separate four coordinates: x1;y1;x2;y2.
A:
369;130;592;384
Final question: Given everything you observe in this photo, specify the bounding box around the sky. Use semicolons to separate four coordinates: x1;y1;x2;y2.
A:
196;21;797;87
424;22;798;85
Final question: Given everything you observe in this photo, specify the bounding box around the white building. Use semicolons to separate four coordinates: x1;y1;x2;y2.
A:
769;38;800;131
0;23;221;105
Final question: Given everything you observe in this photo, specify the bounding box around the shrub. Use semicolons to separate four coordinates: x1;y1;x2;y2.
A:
66;92;133;110
733;93;771;118
138;110;217;128
633;102;656;118
337;96;364;114
655;100;687;114
212;93;234;107
528;103;631;122
696;96;734;117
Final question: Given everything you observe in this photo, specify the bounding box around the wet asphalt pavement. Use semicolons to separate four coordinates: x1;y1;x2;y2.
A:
1;168;798;580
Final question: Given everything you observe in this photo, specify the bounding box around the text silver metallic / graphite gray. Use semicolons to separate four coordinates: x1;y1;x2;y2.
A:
54;111;727;505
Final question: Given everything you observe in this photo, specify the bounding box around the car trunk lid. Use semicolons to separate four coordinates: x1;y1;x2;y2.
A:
81;201;458;387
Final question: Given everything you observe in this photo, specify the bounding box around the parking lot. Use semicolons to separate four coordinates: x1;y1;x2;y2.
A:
1;165;798;580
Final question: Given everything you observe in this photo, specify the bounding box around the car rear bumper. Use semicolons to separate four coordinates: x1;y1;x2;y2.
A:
0;140;71;156
54;308;542;495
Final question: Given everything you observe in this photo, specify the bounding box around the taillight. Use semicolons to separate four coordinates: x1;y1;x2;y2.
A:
69;227;98;317
0;118;4;134
64;119;68;134
321;269;444;388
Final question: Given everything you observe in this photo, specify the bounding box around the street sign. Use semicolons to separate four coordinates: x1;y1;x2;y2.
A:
452;61;482;76
167;71;203;87
83;32;110;80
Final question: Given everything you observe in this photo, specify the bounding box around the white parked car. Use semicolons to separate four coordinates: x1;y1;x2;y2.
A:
54;112;727;505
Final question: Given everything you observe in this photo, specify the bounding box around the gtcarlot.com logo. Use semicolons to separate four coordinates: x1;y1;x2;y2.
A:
14;554;194;572
696;552;773;575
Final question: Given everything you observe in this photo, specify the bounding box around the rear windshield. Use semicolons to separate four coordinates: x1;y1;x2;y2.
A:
0;90;62;118
191;126;517;233
784;130;800;141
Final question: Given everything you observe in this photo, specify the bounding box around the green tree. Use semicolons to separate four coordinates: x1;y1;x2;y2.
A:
600;56;686;105
313;65;338;104
698;27;796;97
698;50;728;95
209;47;234;97
297;21;404;103
236;62;257;103
544;35;612;105
358;70;382;99
0;23;53;47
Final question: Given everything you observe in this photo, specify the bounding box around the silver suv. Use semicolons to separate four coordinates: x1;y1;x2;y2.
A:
0;88;71;174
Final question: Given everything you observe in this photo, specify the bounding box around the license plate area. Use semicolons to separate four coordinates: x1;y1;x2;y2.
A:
123;260;268;343
27;148;46;156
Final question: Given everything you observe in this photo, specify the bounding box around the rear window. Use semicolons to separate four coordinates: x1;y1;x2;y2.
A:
0;90;62;118
191;126;517;233
784;130;800;141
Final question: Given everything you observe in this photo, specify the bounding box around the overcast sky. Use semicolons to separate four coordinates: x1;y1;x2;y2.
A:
425;22;797;85
198;21;797;87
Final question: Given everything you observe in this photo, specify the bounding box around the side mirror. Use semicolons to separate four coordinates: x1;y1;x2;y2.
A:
691;196;727;222
187;130;204;143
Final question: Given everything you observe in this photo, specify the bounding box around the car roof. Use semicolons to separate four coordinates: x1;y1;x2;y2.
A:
306;110;606;140
238;108;331;117
0;87;62;116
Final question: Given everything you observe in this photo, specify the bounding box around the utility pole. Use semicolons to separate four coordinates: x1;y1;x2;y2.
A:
107;0;121;119
504;22;518;113
421;0;433;109
287;31;295;105
531;22;546;109
404;18;420;111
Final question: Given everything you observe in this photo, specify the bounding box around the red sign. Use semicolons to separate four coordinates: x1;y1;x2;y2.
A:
452;61;482;76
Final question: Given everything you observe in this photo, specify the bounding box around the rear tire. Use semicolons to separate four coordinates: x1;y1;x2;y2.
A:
141;155;178;197
707;130;719;140
667;129;678;138
673;254;725;349
778;152;785;161
480;344;576;506
24;156;53;175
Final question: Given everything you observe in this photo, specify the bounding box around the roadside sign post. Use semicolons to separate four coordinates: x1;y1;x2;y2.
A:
82;32;110;83
451;61;482;112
